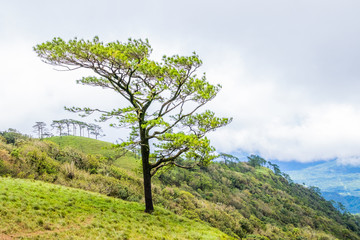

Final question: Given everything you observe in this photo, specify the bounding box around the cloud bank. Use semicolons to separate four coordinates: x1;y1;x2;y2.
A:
1;0;360;165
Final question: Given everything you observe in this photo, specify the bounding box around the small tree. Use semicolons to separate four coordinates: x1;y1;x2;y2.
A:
71;120;87;137
34;37;231;213
247;154;266;168
32;122;47;139
79;122;87;137
69;119;78;136
51;120;65;136
268;161;281;175
62;119;72;136
89;124;105;139
219;153;239;165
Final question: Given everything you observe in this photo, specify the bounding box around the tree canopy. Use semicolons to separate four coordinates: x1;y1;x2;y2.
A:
34;37;231;212
247;154;267;168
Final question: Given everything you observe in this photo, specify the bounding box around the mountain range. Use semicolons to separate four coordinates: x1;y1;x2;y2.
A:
283;160;360;214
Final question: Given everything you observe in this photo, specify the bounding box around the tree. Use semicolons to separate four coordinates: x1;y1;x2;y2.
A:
219;153;239;166
32;122;47;139
61;119;72;136
34;37;231;213
89;123;105;139
0;128;28;144
70;119;78;136
282;172;293;184
268;161;281;175
79;122;87;137
51;120;65;136
247;154;266;168
70;120;87;137
85;123;91;137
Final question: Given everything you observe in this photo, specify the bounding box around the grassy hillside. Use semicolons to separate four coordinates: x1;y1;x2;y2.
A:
155;162;360;239
47;136;140;171
47;136;113;154
1;134;360;239
0;177;232;239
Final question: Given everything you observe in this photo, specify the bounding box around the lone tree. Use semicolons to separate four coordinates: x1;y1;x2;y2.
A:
34;37;231;213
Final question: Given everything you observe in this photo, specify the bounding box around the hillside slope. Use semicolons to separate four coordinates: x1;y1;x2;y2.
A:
0;134;360;239
0;177;232;239
47;136;140;171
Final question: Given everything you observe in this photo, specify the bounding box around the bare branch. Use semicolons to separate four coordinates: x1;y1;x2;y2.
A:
53;66;82;71
151;147;189;169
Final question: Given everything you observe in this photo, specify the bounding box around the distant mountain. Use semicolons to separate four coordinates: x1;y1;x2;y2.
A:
286;160;360;213
322;192;360;214
270;159;329;171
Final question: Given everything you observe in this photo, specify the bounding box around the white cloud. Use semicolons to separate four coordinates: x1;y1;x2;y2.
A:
337;156;360;166
2;0;360;165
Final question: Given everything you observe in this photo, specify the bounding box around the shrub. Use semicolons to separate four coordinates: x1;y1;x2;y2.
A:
26;149;59;175
10;148;20;158
84;154;107;172
0;129;31;145
0;149;11;175
62;161;77;179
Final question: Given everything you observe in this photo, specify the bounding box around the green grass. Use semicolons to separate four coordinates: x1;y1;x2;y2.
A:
46;136;140;171
0;177;233;239
46;136;113;155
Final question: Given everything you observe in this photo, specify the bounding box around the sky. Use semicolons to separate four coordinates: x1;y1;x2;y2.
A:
1;0;360;165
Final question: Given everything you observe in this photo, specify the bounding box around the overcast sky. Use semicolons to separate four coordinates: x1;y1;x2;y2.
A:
1;0;360;164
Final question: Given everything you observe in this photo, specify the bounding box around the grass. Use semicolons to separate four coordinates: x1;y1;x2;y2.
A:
46;136;140;171
0;177;233;239
46;136;113;156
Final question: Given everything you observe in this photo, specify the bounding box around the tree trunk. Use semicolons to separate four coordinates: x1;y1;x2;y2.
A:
142;155;154;213
140;129;154;213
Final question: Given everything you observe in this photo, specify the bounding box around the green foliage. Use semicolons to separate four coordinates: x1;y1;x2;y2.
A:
48;136;112;154
34;38;230;167
247;155;267;168
157;162;360;239
1;136;360;239
47;136;138;170
26;148;59;174
0;128;30;145
219;153;239;165
0;150;11;175
34;36;232;212
267;161;281;175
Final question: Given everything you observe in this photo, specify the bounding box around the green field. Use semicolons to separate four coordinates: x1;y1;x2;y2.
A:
47;136;140;171
0;177;232;239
